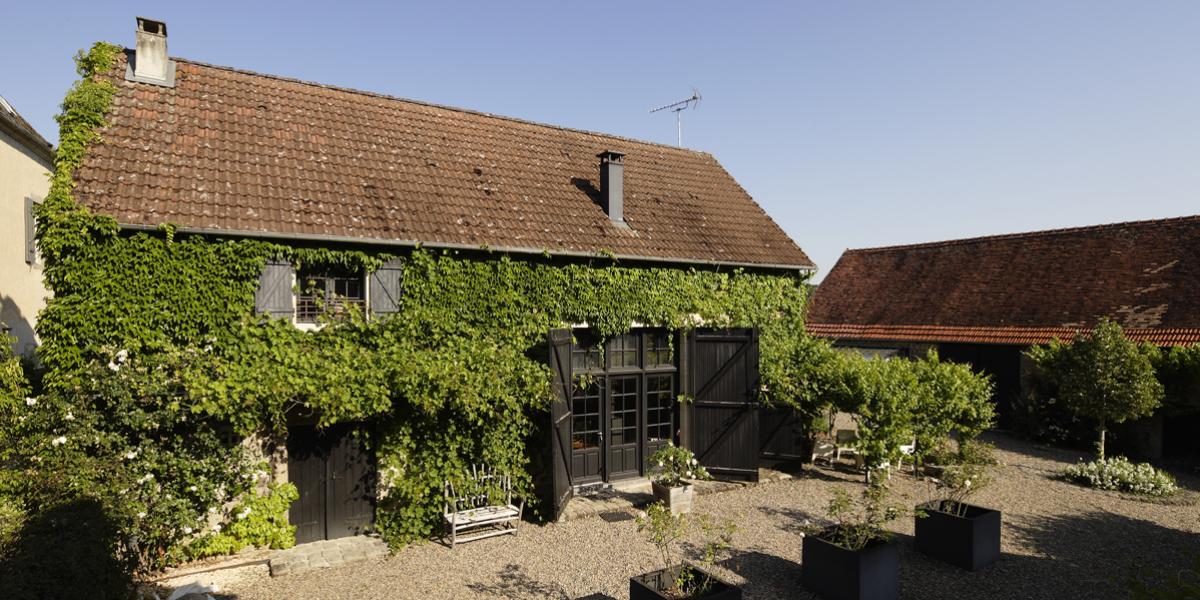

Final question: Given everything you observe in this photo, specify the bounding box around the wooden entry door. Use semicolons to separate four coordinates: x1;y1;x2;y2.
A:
287;425;376;545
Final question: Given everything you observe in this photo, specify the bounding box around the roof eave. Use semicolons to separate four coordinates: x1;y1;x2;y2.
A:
0;112;54;166
117;223;817;273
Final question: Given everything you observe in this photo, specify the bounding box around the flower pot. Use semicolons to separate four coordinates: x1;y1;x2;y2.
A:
915;501;1001;571
630;564;742;600
652;481;694;515
802;532;899;600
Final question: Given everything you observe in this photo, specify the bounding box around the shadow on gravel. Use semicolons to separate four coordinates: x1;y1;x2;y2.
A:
756;505;824;535
894;509;1200;600
466;563;571;599
719;549;803;593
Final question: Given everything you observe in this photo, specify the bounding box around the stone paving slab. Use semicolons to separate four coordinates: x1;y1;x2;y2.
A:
269;536;389;577
558;467;796;522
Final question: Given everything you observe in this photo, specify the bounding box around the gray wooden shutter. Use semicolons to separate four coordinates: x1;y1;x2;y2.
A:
368;258;403;317
255;260;294;319
24;197;37;265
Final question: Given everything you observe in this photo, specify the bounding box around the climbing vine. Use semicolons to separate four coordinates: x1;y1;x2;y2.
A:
8;41;818;586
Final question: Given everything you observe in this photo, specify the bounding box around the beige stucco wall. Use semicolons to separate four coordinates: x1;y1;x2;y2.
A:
0;127;51;359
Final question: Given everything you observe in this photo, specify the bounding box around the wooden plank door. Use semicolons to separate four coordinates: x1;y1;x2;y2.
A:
759;405;808;462
547;329;576;519
287;424;376;544
686;328;761;482
326;430;376;539
287;427;327;545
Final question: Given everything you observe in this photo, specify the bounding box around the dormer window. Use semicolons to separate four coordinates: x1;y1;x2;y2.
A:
296;269;365;323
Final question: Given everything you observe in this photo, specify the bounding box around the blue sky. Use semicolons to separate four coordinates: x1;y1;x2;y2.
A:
4;2;1198;280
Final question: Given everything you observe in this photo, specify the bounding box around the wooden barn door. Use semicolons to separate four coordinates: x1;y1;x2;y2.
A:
685;328;761;482
547;329;575;520
759;405;808;463
287;424;376;544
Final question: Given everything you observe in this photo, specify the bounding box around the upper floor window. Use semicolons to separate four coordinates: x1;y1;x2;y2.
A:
296;269;365;323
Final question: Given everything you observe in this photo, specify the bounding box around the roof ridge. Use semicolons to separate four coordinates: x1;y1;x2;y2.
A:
845;213;1200;255
163;53;714;159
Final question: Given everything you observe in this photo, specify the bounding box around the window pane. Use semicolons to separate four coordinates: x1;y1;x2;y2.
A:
296;270;365;323
645;332;672;367
646;374;673;442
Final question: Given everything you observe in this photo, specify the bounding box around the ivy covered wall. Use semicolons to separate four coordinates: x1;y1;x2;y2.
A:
6;41;818;571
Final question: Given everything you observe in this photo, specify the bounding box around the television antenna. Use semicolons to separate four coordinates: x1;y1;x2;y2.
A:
649;88;701;147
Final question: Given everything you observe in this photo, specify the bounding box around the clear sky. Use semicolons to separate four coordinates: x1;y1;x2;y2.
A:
4;2;1198;280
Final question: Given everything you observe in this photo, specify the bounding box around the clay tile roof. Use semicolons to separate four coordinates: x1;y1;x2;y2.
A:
808;215;1200;346
73;52;813;270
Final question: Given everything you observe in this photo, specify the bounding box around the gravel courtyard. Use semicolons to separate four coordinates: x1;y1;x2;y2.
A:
222;434;1199;600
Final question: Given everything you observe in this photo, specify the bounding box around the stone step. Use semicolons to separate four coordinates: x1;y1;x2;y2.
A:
269;536;389;577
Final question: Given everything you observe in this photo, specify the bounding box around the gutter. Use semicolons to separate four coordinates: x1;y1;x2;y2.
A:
118;223;817;274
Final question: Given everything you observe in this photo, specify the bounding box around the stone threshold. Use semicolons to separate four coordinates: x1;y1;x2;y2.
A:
558;466;795;522
268;535;389;577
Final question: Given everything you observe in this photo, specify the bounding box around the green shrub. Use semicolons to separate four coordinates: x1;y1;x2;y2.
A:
186;483;299;559
1060;457;1177;497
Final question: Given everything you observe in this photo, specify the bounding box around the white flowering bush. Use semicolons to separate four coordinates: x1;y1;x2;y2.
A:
1060;457;1177;497
647;443;710;488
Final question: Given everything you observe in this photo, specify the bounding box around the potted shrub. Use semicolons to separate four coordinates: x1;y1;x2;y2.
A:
801;481;904;600
649;444;711;515
915;442;1001;571
631;502;740;600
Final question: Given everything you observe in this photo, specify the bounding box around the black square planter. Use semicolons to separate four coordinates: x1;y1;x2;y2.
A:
802;533;899;600
630;564;742;600
915;501;1001;571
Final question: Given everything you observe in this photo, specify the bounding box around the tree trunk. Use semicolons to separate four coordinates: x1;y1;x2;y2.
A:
1097;421;1107;461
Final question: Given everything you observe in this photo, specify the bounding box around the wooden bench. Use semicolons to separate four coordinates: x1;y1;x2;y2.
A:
444;464;524;548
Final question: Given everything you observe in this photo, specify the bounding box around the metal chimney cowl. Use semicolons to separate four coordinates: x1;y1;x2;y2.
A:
128;17;176;87
597;150;626;224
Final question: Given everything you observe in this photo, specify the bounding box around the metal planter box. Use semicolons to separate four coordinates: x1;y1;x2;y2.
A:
915;501;1001;571
802;533;899;600
630;564;742;600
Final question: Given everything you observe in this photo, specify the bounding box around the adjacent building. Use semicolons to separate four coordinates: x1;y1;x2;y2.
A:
808;215;1200;458
0;94;53;359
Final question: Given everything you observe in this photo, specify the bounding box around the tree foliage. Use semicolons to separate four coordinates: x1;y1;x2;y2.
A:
1027;319;1163;459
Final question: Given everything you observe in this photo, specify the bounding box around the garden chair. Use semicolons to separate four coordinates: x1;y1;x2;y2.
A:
811;440;836;467
875;439;919;480
833;429;859;463
443;464;524;548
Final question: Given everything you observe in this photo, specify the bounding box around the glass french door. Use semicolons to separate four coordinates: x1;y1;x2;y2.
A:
568;329;678;485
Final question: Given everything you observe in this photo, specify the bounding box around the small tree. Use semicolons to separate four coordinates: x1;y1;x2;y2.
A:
909;351;995;465
1026;319;1163;459
832;356;920;479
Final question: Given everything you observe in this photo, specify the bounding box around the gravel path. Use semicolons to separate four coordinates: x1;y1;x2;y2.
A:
222;434;1199;600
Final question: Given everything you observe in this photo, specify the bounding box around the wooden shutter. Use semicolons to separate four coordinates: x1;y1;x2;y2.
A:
685;328;761;482
255;260;294;319
24;196;37;265
369;259;403;316
547;328;574;520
